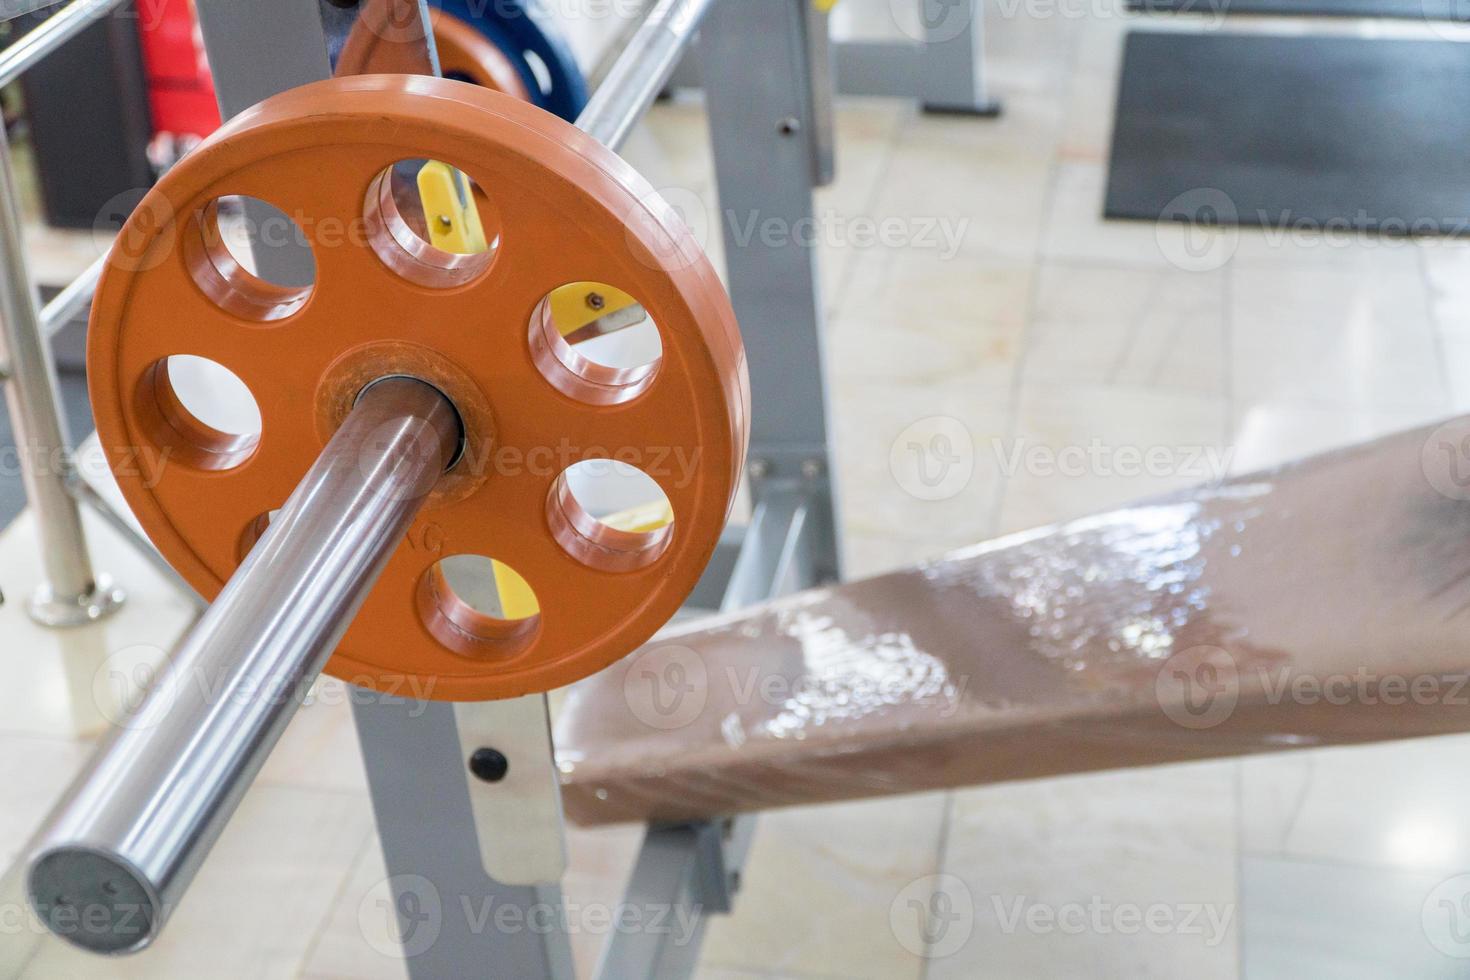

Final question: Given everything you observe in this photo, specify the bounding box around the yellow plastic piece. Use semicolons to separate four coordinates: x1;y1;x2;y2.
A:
601;499;675;534
414;162;664;619
412;160;533;616
417;160;488;254
813;0;839;10
492;561;541;620
419;163;639;339
492;500;673;619
547;281;641;336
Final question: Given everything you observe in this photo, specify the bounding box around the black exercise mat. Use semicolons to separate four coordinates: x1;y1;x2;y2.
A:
1105;32;1470;235
1127;0;1469;20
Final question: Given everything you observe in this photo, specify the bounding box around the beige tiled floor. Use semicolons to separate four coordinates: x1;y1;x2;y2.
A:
5;1;1470;978
936;765;1241;979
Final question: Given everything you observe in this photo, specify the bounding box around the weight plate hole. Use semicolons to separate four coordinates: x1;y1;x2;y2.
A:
134;356;261;472
528;282;662;405
417;555;541;658
363;159;498;289
236;508;281;561
546;459;673;572
523;49;552;96
185;196;315;322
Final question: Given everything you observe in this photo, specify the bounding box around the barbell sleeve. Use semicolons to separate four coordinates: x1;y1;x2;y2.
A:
25;376;461;954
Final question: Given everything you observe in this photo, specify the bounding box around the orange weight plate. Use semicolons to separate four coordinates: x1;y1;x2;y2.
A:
341;1;534;101
88;75;750;701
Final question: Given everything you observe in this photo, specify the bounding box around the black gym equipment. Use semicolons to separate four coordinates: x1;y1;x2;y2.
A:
1105;32;1470;235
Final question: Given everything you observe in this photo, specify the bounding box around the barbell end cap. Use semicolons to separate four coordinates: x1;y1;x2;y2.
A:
28;846;163;955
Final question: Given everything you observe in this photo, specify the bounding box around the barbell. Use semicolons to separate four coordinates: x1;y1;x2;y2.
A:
30;61;744;953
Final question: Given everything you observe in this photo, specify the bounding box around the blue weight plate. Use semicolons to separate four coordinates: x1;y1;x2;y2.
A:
432;0;589;121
